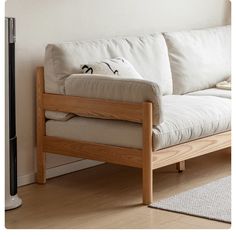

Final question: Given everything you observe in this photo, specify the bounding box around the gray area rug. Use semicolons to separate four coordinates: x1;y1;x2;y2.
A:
149;176;231;223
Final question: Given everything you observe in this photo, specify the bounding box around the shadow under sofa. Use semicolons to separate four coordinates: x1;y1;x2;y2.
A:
36;25;231;204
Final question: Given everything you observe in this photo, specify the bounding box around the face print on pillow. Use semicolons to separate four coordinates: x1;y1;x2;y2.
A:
81;57;143;79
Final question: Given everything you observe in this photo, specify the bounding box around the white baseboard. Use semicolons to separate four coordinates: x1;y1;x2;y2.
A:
17;159;103;187
46;159;103;179
17;172;36;187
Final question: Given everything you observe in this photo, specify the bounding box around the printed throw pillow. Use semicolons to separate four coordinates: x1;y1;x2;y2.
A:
80;57;143;79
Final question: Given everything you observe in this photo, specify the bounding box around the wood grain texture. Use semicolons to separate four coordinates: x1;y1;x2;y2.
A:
43;136;143;168
43;93;144;123
153;131;231;169
36;67;46;183
142;102;153;204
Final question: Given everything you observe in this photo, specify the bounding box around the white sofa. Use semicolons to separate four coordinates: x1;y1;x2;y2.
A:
36;25;231;204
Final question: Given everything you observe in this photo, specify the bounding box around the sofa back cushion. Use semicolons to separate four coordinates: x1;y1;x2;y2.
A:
164;25;231;94
44;33;172;95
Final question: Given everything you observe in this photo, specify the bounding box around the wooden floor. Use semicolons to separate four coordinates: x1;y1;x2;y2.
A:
6;148;231;229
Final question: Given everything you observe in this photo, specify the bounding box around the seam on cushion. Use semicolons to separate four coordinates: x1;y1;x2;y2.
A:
154;129;231;150
68;74;160;88
185;94;231;99
153;117;231;135
154;128;231;144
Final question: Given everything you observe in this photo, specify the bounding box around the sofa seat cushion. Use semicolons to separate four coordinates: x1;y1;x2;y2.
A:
153;95;231;150
46;95;230;151
186;88;231;99
46;116;143;149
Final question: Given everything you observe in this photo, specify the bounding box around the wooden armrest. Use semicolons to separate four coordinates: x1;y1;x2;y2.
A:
43;93;144;123
37;66;150;123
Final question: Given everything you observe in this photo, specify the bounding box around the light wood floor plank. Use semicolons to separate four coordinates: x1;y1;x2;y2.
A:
5;148;231;229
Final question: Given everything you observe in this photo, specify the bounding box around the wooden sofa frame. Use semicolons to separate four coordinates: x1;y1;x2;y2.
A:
36;67;231;204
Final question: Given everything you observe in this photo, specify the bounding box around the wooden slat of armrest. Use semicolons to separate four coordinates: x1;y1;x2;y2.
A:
43;136;143;168
43;93;144;123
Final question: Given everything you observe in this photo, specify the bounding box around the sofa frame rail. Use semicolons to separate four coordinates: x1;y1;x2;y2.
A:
36;67;231;204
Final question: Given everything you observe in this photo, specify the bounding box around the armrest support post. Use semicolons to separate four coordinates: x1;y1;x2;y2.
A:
36;67;46;183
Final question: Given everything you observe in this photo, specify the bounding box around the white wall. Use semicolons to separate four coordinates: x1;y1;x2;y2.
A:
5;0;231;185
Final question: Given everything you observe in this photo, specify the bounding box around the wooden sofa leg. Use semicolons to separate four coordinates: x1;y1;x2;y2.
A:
143;165;153;205
176;161;186;173
36;149;46;184
142;102;153;205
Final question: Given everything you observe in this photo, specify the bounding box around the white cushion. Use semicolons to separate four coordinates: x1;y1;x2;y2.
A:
44;33;172;95
187;88;231;99
164;26;231;94
65;74;162;125
216;80;231;90
81;57;143;79
153;95;231;149
45;111;75;121
46;117;143;149
46;95;231;151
